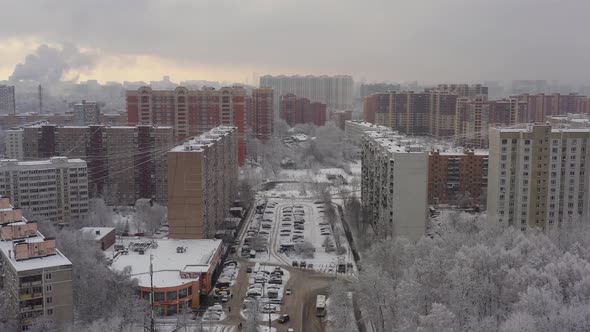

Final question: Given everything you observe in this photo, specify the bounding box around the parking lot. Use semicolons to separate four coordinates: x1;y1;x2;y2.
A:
238;199;356;276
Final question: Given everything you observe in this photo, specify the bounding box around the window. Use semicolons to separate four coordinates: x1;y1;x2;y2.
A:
46;285;52;292
45;273;52;280
167;291;177;301
47;309;53;315
154;292;165;302
46;297;53;304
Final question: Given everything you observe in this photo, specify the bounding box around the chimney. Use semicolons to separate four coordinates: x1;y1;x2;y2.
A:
96;230;100;236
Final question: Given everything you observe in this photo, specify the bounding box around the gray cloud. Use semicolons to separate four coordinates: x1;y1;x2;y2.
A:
1;0;589;83
9;43;98;83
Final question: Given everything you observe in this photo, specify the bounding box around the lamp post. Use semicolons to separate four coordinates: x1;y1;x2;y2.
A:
150;254;155;332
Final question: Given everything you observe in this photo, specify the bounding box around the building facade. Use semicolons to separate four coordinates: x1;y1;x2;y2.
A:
0;85;16;114
428;150;488;207
0;157;89;224
168;126;238;239
361;130;428;241
363;91;432;136
332;110;353;130
455;97;527;148
72;100;100;125
5;128;24;159
20;124;174;206
427;84;488;99
279;93;326;127
260;75;354;114
126;86;246;165
0;197;74;330
249;88;274;140
515;93;589;123
487;124;590;231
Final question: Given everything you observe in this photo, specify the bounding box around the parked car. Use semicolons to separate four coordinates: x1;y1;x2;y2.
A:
278;314;290;324
268;278;283;285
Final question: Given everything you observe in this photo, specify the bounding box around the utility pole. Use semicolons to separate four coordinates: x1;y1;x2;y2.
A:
150;254;155;332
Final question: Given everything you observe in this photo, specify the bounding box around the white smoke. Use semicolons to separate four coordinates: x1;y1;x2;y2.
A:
9;43;98;83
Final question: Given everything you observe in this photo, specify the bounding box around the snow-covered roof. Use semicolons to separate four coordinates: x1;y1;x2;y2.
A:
80;227;116;241
170;126;236;153
0;157;86;168
108;238;223;288
0;234;72;272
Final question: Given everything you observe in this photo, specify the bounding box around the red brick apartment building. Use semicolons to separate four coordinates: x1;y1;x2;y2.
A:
126;86;247;164
428;149;489;208
279;93;327;127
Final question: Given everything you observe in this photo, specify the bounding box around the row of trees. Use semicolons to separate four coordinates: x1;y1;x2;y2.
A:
331;213;590;331
246;122;358;180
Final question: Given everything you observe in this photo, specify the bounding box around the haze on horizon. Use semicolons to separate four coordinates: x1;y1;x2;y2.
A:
0;0;589;85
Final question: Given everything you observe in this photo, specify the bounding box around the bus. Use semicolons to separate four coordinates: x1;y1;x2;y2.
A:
316;295;327;317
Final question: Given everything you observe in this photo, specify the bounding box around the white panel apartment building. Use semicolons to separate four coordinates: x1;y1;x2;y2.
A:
344;120;390;146
361;130;429;241
0;157;89;224
487;124;590;231
5;128;24;159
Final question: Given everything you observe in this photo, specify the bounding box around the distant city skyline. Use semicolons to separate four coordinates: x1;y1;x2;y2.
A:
1;1;590;85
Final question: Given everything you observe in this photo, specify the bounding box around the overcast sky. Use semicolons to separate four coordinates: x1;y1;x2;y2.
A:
1;0;589;85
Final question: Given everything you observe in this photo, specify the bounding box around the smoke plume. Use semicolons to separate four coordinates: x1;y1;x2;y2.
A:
9;43;98;83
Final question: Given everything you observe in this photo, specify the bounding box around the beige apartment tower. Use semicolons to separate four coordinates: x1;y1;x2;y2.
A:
167;126;238;239
487;124;590;231
0;197;74;330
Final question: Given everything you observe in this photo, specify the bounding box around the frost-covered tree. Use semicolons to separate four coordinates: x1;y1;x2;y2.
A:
81;198;114;228
56;228;149;328
135;199;167;235
0;288;17;331
344;213;590;332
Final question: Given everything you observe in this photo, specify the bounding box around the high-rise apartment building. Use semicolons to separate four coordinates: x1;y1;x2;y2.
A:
515;93;588;122
279;93;326;127
0;157;89;224
126;86;246;164
0;85;16;114
428;149;488;207
487;124;590;231
360;83;400;99
363;91;432;136
260;75;353;113
20;124;174;206
72;100;100;125
249;88;274;140
429;91;458;137
361;130;428;241
0;197;73;331
5;128;24;159
455;97;527;148
167;126;238;239
427;84;488;99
